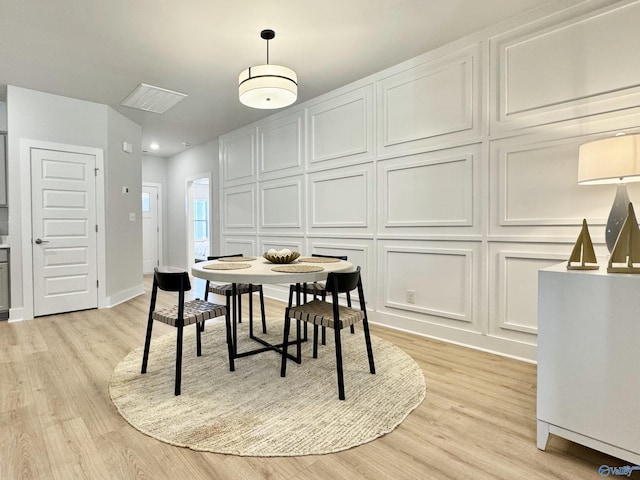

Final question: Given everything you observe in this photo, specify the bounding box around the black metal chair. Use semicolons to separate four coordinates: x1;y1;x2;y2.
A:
202;254;267;336
141;266;233;396
292;254;355;345
280;266;375;400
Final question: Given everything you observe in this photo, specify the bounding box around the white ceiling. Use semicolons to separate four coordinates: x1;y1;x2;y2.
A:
0;0;572;157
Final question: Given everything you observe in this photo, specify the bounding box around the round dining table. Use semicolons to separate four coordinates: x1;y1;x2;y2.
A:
191;255;353;361
191;255;353;285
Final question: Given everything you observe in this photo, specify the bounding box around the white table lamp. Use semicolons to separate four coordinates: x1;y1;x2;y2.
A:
578;134;640;252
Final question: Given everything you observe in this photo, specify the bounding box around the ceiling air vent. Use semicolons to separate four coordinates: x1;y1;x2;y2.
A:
120;83;187;114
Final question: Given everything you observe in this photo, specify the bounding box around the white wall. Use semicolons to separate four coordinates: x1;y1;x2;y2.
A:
142;154;169;266
7;86;143;319
105;108;144;305
0;101;7;131
217;0;640;361
164;138;219;269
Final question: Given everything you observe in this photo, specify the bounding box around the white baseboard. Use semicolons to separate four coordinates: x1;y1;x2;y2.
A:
106;284;145;308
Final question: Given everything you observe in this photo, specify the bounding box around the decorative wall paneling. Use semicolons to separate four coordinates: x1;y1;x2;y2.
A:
259;176;304;233
222;184;256;234
306;85;374;170
376;241;481;332
219;1;638;361
488;244;574;345
490;0;640;135
489;130;640;243
376;43;482;159
307;163;375;235
221;236;257;257
220;126;256;187
377;144;481;237
258;111;304;180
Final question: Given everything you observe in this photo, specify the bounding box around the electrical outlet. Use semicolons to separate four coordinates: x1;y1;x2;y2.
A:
407;290;415;304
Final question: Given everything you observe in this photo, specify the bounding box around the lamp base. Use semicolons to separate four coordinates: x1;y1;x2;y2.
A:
606;183;630;253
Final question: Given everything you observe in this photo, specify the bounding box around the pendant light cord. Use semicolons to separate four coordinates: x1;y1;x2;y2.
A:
266;38;270;65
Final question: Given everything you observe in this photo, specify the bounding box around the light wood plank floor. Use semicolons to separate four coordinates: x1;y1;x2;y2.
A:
0;277;622;479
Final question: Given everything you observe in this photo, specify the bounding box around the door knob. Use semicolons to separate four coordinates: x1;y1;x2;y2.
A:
35;238;49;244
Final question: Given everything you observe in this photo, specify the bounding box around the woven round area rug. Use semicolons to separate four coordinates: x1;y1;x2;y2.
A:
109;317;426;457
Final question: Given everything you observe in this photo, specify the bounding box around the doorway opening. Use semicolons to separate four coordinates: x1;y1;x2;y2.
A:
187;175;211;268
142;182;162;274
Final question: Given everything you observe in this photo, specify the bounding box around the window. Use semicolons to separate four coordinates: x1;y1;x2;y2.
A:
142;192;150;212
194;199;209;240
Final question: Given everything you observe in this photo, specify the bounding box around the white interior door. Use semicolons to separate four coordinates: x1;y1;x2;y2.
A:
142;184;159;273
31;148;98;316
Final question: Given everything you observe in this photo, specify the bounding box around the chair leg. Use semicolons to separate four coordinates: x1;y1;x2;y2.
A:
248;286;254;338
280;313;291;377
334;325;345;400
230;290;238;359
175;325;184;396
347;292;355;334
196;321;202;357
224;309;235;372
313;324;319;359
237;289;242;324
259;286;267;334
141;315;154;374
362;318;376;374
200;281;210;332
321;291;327;345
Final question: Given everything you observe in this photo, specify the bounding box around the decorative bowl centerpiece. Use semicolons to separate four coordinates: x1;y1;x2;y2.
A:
263;248;300;264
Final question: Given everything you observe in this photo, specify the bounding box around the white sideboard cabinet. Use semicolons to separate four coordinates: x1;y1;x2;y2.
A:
537;263;640;464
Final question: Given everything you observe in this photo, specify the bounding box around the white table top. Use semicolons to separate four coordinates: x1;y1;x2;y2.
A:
191;256;353;284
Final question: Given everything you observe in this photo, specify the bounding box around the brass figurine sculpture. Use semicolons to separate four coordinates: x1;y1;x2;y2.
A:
607;202;640;274
567;219;599;270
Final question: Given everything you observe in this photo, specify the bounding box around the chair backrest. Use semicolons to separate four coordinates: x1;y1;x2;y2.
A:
325;266;361;296
207;253;243;261
312;253;348;261
154;267;191;292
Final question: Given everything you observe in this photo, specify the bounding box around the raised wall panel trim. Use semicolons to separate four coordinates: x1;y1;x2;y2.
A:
496;251;567;336
260;238;303;253
492;1;640;131
377;44;478;154
492;136;615;228
223;237;257;256
380;151;474;228
221;128;256;185
259;113;304;176
223;185;256;230
309;167;372;229
382;246;473;323
307;85;373;166
260;178;303;229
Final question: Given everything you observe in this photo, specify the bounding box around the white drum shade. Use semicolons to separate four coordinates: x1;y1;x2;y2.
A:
238;64;297;109
578;134;640;185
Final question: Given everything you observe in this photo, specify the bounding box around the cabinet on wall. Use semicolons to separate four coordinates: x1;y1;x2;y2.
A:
537;263;640;464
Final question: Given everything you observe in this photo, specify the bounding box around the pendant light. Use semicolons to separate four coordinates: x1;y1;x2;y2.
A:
238;29;297;109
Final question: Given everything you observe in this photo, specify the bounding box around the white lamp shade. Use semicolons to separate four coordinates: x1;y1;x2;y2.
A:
578;134;640;185
238;64;297;109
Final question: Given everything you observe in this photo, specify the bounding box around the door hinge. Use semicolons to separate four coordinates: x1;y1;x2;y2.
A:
96;280;99;288
94;167;99;177
95;224;98;233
